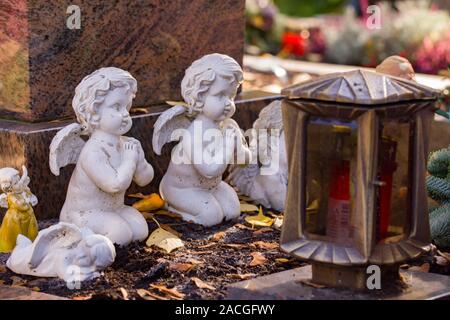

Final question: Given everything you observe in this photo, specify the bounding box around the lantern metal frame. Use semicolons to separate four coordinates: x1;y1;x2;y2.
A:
280;70;439;288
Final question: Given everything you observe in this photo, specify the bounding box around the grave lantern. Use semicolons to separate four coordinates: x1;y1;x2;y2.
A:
280;69;439;289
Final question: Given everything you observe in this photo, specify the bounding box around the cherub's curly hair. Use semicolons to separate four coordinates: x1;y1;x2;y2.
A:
181;54;243;116
72;67;137;133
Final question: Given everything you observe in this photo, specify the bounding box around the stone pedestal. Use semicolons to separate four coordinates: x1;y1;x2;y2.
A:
0;91;282;219
227;265;450;300
0;0;245;121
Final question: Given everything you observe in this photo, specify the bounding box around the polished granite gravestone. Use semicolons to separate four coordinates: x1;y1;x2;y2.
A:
227;265;450;300
0;91;282;219
0;0;245;122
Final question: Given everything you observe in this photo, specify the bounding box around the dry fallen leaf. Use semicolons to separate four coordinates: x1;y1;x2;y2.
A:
409;263;430;273
198;243;216;249
222;243;245;249
297;279;327;289
191;277;216;291
150;284;185;300
249;252;267;267
245;207;274;227
253;227;273;235
137;289;160;300
154;210;182;219
438;250;450;261
146;227;184;253
11;276;26;287
240;203;259;213
132;193;165;212
160;224;182;238
119;287;129;300
212;231;226;242
166;100;188;107
234;223;253;230
275;258;290;263
0;265;7;273
72;294;93;300
169;263;195;272
436;256;449;266
273;216;283;229
226;273;256;280
251;241;279;250
238;194;254;202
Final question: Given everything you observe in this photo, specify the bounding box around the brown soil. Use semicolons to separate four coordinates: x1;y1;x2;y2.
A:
0;208;304;300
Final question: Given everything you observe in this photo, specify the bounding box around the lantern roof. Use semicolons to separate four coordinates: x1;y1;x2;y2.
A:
282;69;439;105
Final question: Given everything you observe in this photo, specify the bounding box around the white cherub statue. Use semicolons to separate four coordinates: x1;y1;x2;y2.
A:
152;53;252;226
227;100;288;211
49;67;154;246
6;222;116;283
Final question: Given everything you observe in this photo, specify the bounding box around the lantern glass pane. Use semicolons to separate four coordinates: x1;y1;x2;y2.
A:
376;118;412;244
305;117;358;245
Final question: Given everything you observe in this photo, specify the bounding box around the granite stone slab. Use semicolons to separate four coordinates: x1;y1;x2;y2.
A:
0;0;245;122
227;265;450;300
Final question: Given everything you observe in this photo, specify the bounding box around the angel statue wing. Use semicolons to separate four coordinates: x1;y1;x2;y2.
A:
226;100;284;207
49;123;86;176
29;222;83;269
152;105;191;155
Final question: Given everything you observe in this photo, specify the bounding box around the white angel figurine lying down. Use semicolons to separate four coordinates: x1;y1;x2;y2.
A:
49;67;154;246
6;222;116;283
227;100;288;211
152;53;252;226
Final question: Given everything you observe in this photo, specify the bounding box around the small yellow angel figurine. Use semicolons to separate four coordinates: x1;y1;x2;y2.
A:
0;166;38;253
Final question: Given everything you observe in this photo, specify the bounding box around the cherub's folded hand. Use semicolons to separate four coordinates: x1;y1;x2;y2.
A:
123;141;139;165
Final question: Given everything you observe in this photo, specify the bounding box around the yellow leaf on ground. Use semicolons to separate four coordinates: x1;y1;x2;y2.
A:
119;287;129;300
146;227;184;253
136;289;160;300
166;101;188;107
221;243;245;249
438;250;450;261
132;193;165;212
150;284;185;300
409;263;430;273
154;210;182;219
160;224;182;238
72;294;93;300
212;231;226;242
240;203;259;213
253;227;273;235
245;207;274;227
169;263;195;272
10;276;26;287
275;258;290;263
249;252;267;267
128;193;146;199
273;216;283;229
226;273;256;280
251;241;279;250
191;277;216;291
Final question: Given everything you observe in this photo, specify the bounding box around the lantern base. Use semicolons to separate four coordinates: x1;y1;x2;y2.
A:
311;263;401;290
226;265;450;300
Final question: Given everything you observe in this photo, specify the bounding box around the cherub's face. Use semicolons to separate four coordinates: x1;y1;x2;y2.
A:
73;242;94;267
202;74;239;122
97;86;133;135
0;174;20;193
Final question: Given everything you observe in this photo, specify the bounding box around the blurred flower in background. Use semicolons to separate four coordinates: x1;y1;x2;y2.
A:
245;0;450;75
